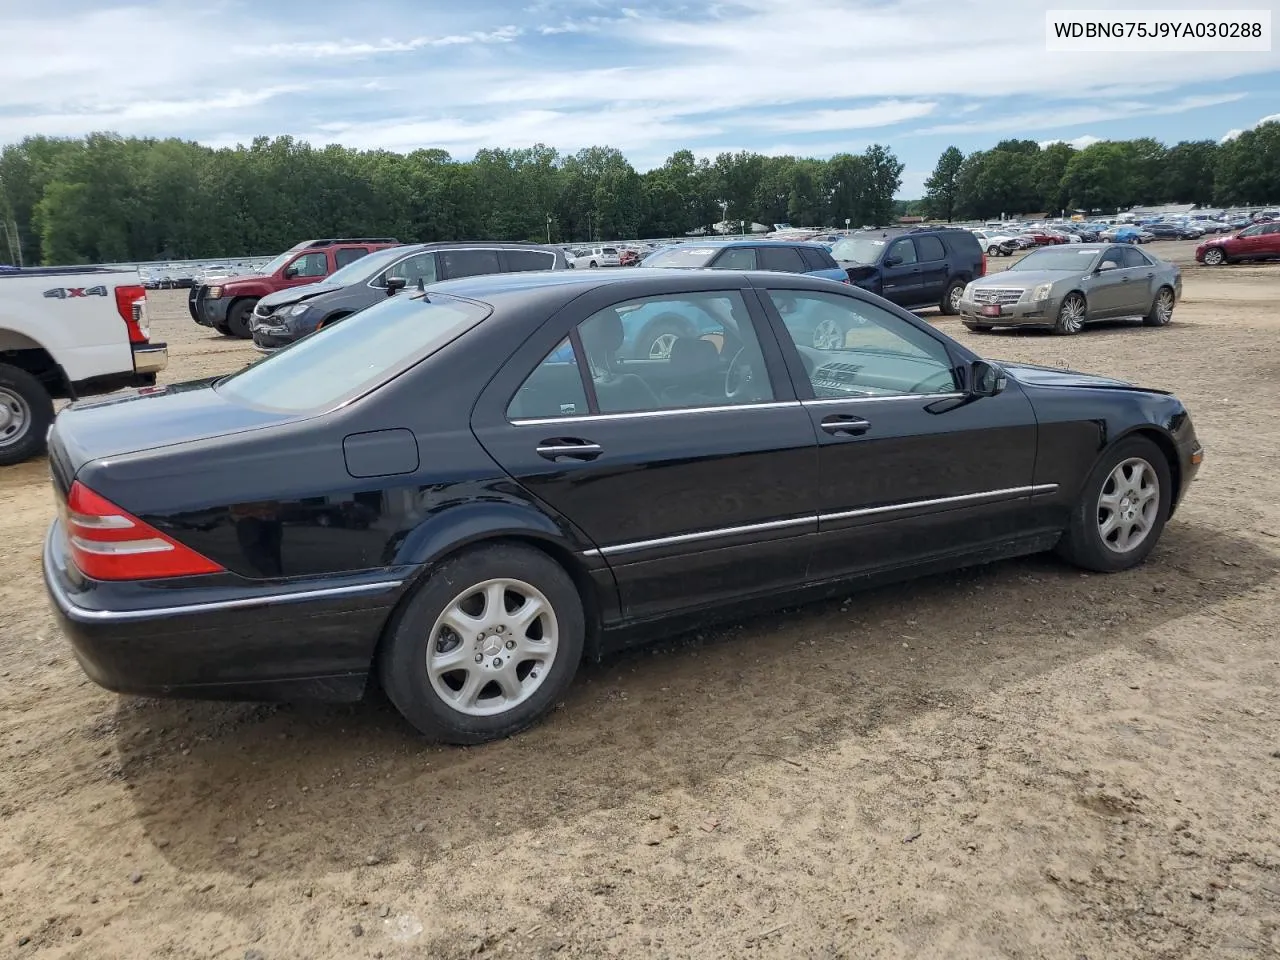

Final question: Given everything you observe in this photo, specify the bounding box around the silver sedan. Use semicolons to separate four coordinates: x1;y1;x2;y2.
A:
957;244;1182;335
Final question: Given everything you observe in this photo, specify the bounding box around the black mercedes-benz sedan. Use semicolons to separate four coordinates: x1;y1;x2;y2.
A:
43;269;1204;744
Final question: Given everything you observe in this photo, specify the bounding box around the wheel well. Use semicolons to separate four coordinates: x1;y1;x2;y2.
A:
0;345;70;399
318;312;351;329
368;534;606;686
1129;427;1182;516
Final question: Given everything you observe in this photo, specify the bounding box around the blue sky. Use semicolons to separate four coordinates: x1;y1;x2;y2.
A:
1;0;1277;197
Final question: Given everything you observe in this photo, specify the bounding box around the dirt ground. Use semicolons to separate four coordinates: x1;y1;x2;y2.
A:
2;240;1279;959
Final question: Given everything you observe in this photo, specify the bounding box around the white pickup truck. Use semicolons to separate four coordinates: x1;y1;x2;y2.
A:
0;266;167;465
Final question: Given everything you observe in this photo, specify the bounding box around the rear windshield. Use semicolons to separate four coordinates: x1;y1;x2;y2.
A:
642;246;719;268
215;293;491;412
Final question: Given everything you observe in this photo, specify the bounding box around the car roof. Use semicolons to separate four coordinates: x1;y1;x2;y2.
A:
666;238;829;249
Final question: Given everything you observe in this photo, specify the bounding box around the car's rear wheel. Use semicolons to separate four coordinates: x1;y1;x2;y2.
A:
226;299;257;339
940;280;965;316
378;543;585;744
1202;247;1226;266
1056;436;1171;572
1053;293;1086;335
588;261;599;268
1143;286;1175;327
0;364;53;466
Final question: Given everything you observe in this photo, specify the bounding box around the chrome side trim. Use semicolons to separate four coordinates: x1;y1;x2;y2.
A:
801;392;966;406
582;514;816;558
820;483;1059;523
512;401;801;427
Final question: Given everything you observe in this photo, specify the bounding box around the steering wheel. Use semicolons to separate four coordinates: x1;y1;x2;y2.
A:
724;347;755;401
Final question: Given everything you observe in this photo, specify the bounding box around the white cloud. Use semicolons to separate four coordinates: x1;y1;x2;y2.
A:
915;94;1247;136
758;101;938;133
237;27;521;59
1038;135;1102;149
1222;112;1280;141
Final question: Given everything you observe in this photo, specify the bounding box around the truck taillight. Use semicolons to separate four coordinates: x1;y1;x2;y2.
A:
63;481;224;581
114;285;148;343
980;253;988;276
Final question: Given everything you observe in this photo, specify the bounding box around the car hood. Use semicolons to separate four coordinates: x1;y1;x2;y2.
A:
258;281;342;310
997;360;1168;394
974;269;1081;287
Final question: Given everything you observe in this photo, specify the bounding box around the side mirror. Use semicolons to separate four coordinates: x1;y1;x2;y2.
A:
884;255;902;267
969;359;1006;398
385;276;407;295
283;266;298;279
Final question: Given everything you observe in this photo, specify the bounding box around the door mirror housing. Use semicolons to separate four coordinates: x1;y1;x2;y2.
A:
884;255;902;267
283;266;299;279
385;276;407;295
969;359;1007;398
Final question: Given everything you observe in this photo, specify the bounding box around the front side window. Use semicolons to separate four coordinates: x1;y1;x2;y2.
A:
576;291;774;414
767;290;958;399
887;238;917;265
216;294;490;413
1239;225;1263;237
386;252;439;285
711;247;757;270
288;252;329;278
441;249;501;278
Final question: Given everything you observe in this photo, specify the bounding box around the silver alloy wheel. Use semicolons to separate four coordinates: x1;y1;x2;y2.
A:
1097;457;1160;554
812;318;845;349
1154;289;1174;324
648;332;678;360
948;284;964;312
426;577;559;717
1203;248;1225;266
0;386;31;449
1058;295;1085;333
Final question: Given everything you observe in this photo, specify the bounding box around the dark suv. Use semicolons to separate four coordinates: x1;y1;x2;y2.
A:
830;227;986;314
249;242;569;351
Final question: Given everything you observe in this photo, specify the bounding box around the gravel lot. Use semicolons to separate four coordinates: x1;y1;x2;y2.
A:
2;240;1279;959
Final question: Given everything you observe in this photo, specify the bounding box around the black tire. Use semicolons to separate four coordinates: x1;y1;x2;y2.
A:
1055;435;1172;573
1202;247;1226;266
986;245;999;257
226;299;257;339
634;313;694;360
0;363;55;466
212;321;232;336
940;280;965;316
962;322;992;332
1053;293;1086;335
1142;286;1175;327
588;261;599;268
378;543;585;744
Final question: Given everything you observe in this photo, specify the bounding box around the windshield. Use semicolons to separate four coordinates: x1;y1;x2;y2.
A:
643;246;718;268
320;246;407;287
829;237;887;263
1009;247;1101;271
215;293;491;413
257;250;297;275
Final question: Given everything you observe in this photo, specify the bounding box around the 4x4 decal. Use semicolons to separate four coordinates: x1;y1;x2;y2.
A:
43;285;108;299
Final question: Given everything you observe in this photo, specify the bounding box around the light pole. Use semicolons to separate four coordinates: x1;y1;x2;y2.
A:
546;214;552;243
739;219;745;236
844;217;851;232
718;200;728;234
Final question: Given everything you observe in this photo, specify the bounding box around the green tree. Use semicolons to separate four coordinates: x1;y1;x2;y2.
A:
1163;140;1218;206
923;146;964;222
1214;121;1280;206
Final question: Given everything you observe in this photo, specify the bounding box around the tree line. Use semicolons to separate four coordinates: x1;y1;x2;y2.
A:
922;122;1280;222
0;134;905;266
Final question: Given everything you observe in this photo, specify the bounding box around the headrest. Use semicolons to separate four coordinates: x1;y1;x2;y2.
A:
581;312;624;356
669;337;718;373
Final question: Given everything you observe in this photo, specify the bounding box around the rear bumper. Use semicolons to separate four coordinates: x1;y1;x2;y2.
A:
42;522;407;703
132;342;167;374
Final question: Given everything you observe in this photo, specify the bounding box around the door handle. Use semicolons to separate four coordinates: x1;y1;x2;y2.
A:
819;414;872;436
536;438;603;462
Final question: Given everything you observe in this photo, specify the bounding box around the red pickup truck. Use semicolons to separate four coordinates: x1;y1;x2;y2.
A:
188;238;400;337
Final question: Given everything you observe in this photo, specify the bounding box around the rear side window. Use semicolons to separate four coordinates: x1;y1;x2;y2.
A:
944;231;982;258
334;247;370;268
914;235;946;261
758;246;806;273
799;247;835;270
441;249;501;278
503;250;557;272
216;295;491;413
1120;247;1149;268
506;338;588;419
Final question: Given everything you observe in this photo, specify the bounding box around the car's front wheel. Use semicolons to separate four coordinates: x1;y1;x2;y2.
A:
226;298;258;339
1053;293;1086;335
1202;247;1226;266
379;543;585;744
1056;436;1171;572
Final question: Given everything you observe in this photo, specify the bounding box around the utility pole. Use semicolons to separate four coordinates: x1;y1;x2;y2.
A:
546;214;552;244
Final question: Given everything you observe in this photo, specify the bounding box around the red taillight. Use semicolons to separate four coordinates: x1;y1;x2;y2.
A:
114;284;148;344
63;481;224;581
980;253;988;276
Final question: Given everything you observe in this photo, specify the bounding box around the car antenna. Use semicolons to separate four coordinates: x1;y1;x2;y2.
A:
410;276;429;301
